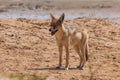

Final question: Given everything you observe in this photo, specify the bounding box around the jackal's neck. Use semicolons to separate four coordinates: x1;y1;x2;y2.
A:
55;25;64;39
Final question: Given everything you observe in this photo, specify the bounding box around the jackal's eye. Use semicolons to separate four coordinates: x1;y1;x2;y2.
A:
50;22;58;29
50;22;52;26
50;22;54;26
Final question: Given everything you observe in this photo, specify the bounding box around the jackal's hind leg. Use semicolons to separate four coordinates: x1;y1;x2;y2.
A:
74;45;83;70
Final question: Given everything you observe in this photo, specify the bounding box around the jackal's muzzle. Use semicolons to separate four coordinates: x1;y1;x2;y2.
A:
49;28;58;35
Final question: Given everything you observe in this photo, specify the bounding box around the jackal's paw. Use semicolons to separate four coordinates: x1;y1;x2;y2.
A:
56;66;61;69
65;67;69;70
77;65;83;70
77;65;80;68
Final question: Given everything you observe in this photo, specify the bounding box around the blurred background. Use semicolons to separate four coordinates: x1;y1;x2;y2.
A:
0;0;120;23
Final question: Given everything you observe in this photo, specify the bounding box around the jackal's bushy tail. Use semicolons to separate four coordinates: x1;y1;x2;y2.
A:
85;43;89;61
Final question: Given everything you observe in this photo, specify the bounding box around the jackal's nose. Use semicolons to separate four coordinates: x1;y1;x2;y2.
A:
49;29;51;32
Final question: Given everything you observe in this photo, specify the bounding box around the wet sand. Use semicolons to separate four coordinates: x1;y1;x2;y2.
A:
0;0;120;23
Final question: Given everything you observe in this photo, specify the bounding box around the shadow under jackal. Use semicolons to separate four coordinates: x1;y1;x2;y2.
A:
49;13;89;70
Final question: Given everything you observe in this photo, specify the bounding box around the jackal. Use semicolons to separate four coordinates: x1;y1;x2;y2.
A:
49;13;88;70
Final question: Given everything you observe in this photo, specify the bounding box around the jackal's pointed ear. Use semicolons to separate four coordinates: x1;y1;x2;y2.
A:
50;13;57;21
58;13;65;24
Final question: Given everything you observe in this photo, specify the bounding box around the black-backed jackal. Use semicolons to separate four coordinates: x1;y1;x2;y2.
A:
49;13;89;70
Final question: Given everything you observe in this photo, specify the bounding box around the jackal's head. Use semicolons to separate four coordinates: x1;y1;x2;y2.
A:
49;13;64;35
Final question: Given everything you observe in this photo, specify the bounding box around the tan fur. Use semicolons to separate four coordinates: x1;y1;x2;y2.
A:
49;13;88;70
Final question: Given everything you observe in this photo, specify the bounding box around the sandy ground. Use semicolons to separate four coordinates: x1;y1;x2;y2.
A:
0;18;120;80
0;0;120;80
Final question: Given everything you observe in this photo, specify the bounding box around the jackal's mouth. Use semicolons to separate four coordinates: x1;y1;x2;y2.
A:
51;29;58;35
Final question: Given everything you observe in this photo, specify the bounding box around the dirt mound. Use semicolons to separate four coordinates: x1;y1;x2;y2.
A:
0;18;120;80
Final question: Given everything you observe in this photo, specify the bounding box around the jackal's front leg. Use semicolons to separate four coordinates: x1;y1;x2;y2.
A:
65;46;69;70
56;45;63;69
